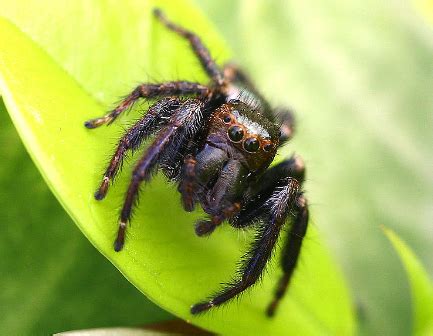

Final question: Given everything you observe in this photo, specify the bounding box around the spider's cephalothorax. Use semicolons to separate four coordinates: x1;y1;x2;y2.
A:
85;9;309;317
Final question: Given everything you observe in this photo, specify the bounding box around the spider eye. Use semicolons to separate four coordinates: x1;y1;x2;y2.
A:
263;143;273;152
223;114;232;123
228;125;244;142
243;137;260;152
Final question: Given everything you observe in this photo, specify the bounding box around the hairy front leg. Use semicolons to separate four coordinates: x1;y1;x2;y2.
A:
227;155;308;316
191;177;300;314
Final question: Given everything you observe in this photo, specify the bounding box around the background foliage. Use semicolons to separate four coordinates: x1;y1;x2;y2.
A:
0;0;432;335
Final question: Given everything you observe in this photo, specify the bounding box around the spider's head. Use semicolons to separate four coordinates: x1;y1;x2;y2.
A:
208;100;280;172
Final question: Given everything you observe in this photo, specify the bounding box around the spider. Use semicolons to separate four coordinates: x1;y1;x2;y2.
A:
84;9;309;317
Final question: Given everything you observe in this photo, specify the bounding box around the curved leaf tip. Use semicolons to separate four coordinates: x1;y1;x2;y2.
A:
383;227;433;336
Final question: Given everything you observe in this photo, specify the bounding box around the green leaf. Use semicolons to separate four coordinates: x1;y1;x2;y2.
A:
0;100;171;334
0;1;354;335
383;227;433;336
197;0;433;335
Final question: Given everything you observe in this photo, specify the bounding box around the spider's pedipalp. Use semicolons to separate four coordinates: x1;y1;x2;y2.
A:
195;202;241;237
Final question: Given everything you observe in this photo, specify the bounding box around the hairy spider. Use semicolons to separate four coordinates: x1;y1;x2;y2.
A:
85;9;309;317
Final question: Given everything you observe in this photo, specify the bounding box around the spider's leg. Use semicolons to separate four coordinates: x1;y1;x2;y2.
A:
94;98;182;200
231;155;305;229
115;99;204;251
274;107;296;146
230;155;308;316
223;63;272;112
153;9;224;86
178;154;198;212
191;177;300;314
85;81;208;128
266;194;309;317
223;63;257;89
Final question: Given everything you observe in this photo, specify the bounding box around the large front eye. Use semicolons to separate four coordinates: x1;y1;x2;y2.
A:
243;137;260;152
228;125;244;142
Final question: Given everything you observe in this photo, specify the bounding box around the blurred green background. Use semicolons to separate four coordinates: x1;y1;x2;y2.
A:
1;0;432;335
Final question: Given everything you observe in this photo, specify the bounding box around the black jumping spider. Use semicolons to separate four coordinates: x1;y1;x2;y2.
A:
85;9;309;317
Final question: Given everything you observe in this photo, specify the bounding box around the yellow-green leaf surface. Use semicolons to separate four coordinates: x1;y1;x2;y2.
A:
0;1;354;335
0;100;171;335
384;228;433;336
